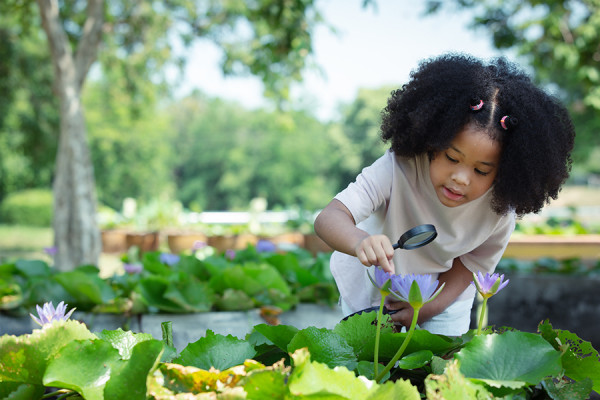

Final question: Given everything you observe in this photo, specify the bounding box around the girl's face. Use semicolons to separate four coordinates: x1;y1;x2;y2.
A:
429;124;501;207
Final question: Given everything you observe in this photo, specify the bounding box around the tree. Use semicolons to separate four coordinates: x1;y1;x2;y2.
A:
424;0;600;164
2;0;323;270
0;16;58;202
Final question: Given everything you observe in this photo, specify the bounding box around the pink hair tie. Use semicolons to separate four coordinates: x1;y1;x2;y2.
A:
500;115;510;130
470;99;484;111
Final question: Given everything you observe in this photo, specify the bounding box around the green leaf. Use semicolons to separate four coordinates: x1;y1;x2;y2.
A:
333;310;393;360
425;360;493;400
253;323;299;351
174;330;256;371
455;331;562;389
0;320;95;384
287;326;357;371
243;369;288;399
288;348;377;399
539;320;600;394
15;260;50;277
396;349;433;370
215;288;255;311
43;339;122;400
54;270;115;306
103;340;164;400
366;379;421;400
0;382;45;400
162;275;214;312
356;360;390;382
97;328;154;360
542;376;593;400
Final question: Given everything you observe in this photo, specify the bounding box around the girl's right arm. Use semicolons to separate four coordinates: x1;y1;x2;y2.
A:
314;199;395;273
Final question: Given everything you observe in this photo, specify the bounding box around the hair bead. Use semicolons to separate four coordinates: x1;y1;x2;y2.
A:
470;99;484;111
500;115;518;130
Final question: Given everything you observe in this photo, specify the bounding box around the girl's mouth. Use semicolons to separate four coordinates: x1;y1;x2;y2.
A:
442;186;465;201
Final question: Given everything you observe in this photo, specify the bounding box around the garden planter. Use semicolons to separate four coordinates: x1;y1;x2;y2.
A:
207;233;258;252
263;232;305;248
125;231;160;252
167;231;208;254
101;229;129;253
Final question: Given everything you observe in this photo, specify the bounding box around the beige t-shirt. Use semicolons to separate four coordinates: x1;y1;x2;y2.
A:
332;150;515;318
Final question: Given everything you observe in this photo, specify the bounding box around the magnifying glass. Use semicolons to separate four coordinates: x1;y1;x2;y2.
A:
392;224;437;250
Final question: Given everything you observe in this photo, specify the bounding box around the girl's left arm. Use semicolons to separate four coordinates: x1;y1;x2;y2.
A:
388;257;473;326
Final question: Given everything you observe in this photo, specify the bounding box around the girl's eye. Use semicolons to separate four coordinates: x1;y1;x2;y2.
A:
445;154;457;163
475;169;490;177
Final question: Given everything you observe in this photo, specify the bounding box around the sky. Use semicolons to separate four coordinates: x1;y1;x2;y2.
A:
177;1;508;121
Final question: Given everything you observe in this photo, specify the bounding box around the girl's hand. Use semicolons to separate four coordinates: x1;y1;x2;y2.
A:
385;300;414;327
355;235;395;273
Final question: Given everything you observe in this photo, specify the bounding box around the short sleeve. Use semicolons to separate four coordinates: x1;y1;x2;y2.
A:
459;212;516;274
334;152;394;225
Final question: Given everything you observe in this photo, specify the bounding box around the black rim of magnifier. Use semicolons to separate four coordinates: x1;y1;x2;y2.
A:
396;224;437;250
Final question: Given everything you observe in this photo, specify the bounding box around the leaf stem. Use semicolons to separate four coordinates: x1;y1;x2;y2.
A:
477;297;488;335
374;295;386;377
376;308;420;382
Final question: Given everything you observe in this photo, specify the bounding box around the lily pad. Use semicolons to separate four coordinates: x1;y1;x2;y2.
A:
455;331;562;389
174;330;256;371
287;326;357;371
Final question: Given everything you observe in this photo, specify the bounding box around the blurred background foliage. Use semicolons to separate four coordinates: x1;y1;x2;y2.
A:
1;1;600;226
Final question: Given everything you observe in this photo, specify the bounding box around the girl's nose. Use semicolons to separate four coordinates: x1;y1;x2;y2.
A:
451;168;470;186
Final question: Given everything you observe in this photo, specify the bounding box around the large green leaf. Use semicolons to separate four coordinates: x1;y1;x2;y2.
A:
43;339;123;400
53;270;115;306
425;360;494;400
162;274;214;312
366;379;421;400
333;311;393;359
253;323;299;351
538;320;600;394
14;260;51;278
223;263;291;296
103;340;164;400
173;330;257;371
455;331;562;389
0;382;45;400
287;326;357;371
242;369;288;399
97;328;154;360
0;320;95;384
288;348;374;399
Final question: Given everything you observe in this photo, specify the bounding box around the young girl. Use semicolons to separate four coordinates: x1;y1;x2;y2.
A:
314;53;575;336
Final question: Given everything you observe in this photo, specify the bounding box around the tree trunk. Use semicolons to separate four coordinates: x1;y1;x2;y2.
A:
37;0;104;270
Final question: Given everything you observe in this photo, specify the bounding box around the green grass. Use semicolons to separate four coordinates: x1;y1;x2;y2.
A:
0;224;53;263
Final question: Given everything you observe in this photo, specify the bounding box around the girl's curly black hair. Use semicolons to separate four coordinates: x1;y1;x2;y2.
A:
381;53;575;216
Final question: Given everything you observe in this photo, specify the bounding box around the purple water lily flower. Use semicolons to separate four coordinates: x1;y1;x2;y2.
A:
160;253;180;266
123;262;143;274
367;267;394;294
192;240;207;250
256;239;277;253
30;301;76;327
225;249;236;260
390;274;444;309
472;271;509;299
44;246;57;256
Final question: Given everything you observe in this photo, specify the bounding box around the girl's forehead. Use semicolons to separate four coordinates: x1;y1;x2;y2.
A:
450;125;502;163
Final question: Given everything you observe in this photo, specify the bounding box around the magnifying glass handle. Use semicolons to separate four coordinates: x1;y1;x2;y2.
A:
392;243;401;250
